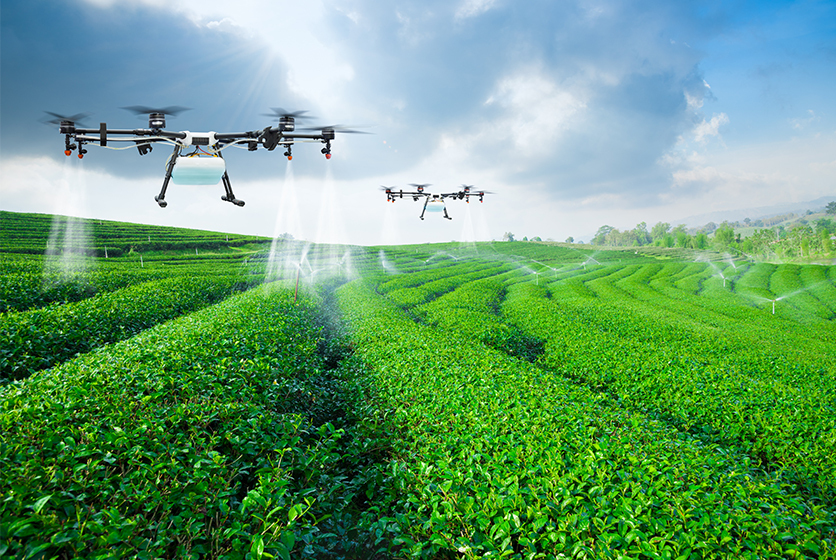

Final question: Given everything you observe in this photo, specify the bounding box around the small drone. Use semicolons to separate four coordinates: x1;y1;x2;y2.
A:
45;107;363;207
381;183;490;220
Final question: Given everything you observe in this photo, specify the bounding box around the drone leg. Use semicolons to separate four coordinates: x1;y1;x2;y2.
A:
155;145;181;208
220;171;245;207
420;198;429;220
214;150;244;207
444;206;452;220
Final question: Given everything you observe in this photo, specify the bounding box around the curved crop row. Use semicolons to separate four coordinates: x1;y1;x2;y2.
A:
377;258;489;294
416;277;544;362
0;275;242;381
0;286;357;559
0;268;173;313
384;263;510;308
336;280;834;559
502;279;836;501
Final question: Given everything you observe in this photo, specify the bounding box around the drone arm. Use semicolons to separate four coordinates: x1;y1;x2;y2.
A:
72;127;187;139
215;131;259;141
280;132;323;141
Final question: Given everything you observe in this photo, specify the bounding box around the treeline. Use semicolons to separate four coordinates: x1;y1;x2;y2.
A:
590;218;836;259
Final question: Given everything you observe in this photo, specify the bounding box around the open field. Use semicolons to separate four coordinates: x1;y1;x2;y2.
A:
1;211;834;558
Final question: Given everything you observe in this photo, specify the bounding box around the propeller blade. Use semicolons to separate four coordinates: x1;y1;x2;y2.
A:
42;111;91;125
301;124;369;134
409;183;432;190
121;105;190;117
262;108;313;120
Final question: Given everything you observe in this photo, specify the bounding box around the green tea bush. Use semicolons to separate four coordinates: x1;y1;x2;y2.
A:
336;280;835;559
0;286;363;558
504;270;836;501
0;276;240;381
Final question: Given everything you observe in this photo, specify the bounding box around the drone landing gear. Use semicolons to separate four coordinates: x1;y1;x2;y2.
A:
220;171;244;207
155;144;181;208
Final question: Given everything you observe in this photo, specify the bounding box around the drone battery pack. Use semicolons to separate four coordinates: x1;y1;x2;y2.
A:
171;156;226;185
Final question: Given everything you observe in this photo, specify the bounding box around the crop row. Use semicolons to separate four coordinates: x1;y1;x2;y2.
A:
377;258;484;293
503;274;836;501
579;261;836;351
0;275;245;381
0;268;170;313
415;277;545;362
0;285;368;559
336;279;834;558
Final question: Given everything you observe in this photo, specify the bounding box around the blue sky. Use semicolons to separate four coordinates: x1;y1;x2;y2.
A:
2;0;834;245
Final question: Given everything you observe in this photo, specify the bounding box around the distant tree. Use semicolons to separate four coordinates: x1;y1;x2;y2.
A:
713;223;735;249
565;236;574;243
748;229;778;256
820;228;834;253
826;201;836;215
694;232;709;249
744;217;751;226
502;232;516;242
592;225;614;245
740;237;754;253
650;222;671;243
522;236;529;242
702;222;717;234
633;222;651;246
816;218;835;234
531;236;542;242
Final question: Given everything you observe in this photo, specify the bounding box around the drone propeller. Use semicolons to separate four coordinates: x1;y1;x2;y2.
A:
122;106;190;129
262;108;313;120
302;124;368;135
409;183;431;192
121;105;191;117
262;108;313;134
42;112;91;127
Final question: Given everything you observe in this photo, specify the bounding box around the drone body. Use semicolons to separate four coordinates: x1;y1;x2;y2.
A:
47;107;363;207
382;184;490;220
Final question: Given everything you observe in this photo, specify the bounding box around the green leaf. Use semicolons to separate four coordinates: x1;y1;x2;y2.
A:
250;534;264;559
275;542;290;560
33;494;52;514
280;531;295;551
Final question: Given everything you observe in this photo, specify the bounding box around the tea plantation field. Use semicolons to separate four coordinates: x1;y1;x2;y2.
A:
1;211;834;558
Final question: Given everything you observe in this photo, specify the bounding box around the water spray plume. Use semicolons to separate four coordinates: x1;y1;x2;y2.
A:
44;158;95;284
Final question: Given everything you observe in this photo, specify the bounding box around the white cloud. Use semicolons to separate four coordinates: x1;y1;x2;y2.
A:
455;0;499;20
685;91;703;111
693;113;729;143
483;70;587;153
790;109;817;130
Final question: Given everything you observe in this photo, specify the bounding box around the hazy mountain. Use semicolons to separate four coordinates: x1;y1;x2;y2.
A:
673;196;835;228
